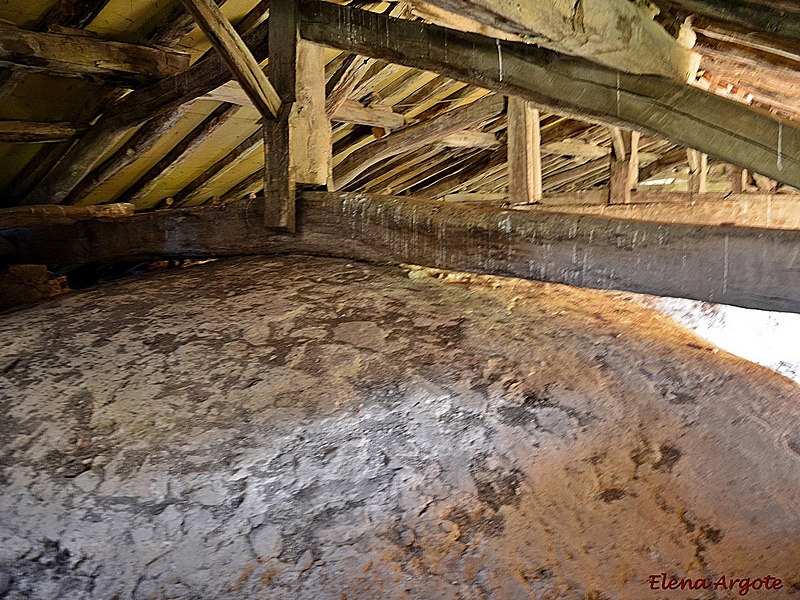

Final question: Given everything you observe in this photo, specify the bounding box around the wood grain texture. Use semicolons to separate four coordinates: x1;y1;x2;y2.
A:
298;2;800;189
3;192;799;313
0;23;189;87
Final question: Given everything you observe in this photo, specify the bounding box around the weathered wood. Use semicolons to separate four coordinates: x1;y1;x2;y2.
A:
541;140;610;159
655;0;800;44
290;40;331;188
0;203;133;229
333;94;504;189
0;121;87;143
0;23;189;87
507;98;542;203
438;131;498;149
3;192;799;314
174;130;263;207
179;0;280;118
731;166;745;194
21;18;271;206
65;105;195;205
422;0;697;79
298;2;800;189
120;105;240;208
325;55;374;117
269;0;298;104
609;129;639;203
687;149;708;193
37;0;111;30
263;115;295;230
331;101;405;130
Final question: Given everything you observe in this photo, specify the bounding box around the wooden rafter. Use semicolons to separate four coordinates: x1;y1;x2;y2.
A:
0;121;87;143
0;23;189;87
298;2;800;190
179;0;280;118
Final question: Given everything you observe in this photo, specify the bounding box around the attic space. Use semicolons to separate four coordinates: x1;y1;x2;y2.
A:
1;0;799;598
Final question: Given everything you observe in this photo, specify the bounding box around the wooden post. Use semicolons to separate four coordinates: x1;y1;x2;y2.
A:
265;0;298;230
730;166;744;194
507;97;542;204
290;40;331;189
608;127;638;204
687;149;708;193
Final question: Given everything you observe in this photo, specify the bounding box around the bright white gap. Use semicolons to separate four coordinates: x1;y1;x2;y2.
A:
650;297;800;385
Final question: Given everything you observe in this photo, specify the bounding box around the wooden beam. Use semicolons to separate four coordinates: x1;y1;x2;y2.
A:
21;17;271;206
331;101;405;130
325;55;374;117
3;192;799;314
422;0;697;80
541;140;610;159
0;121;87;143
439;131;498;149
65;105;195;205
298;2;800;190
0;23;189;87
0;203;133;230
333;94;504;189
507;97;542;203
655;0;800;45
120;105;241;209
687;149;708;193
290;40;331;188
179;0;280;118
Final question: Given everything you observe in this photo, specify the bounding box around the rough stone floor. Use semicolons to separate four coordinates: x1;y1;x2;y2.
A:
0;255;798;599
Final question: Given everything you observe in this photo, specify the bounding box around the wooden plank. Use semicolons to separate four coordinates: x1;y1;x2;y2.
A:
0;23;189;87
179;0;280;118
3;192;799;314
333;94;504;189
21;18;271;206
0;203;133;229
507;97;542;203
0;121;87;143
298;2;800;190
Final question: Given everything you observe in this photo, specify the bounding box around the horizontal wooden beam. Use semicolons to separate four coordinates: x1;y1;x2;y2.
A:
298;2;800;189
202;82;407;129
180;0;280;118
2;193;799;314
0;121;87;143
22;18;271;206
0;23;189;87
0;203;133;229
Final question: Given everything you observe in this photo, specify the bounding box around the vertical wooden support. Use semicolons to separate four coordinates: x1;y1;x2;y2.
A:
730;166;744;193
290;41;332;188
265;0;298;230
687;149;708;194
608;127;638;204
507;97;542;204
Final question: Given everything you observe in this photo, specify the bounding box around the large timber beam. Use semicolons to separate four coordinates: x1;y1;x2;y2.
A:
0;23;189;87
2;192;798;314
298;2;800;190
421;0;697;80
21;18;271;206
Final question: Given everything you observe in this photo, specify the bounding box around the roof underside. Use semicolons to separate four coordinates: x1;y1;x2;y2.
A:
1;0;799;209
